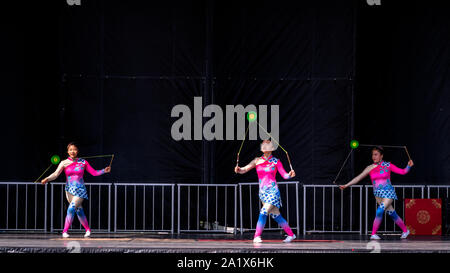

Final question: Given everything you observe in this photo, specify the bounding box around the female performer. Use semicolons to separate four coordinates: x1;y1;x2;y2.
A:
41;142;111;238
235;140;297;243
339;146;413;239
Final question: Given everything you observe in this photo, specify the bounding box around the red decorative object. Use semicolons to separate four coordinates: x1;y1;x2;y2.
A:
404;199;442;235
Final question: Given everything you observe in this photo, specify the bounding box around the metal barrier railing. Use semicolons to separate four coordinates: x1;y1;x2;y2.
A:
50;182;112;233
0;182;47;231
303;185;363;234
1;182;448;235
365;185;425;235
177;184;238;234
114;183;175;233
427;185;450;199
239;181;300;237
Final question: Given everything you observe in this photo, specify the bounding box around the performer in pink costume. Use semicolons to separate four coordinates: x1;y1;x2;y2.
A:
340;146;414;240
41;142;111;238
235;140;297;243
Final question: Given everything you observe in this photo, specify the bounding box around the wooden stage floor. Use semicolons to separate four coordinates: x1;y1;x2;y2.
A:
0;232;449;253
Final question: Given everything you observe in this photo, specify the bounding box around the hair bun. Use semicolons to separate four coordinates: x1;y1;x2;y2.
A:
372;145;384;155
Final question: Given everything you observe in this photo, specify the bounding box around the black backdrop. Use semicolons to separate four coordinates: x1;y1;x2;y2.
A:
1;0;449;186
355;1;450;185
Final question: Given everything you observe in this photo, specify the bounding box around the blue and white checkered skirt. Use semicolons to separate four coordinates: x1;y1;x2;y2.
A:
259;186;282;208
65;182;89;200
373;184;398;200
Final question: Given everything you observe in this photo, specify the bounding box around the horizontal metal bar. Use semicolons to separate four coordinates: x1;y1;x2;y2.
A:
366;230;402;234
364;185;424;188
115;183;175;186
303;185;363;188
114;229;173;233
178;184;237;187
50;229;111;233
49;182;113;186
0;182;44;185
178;230;239;233
0;228;47;231
239;181;300;185
305;230;362;233
1;182;438;187
242;227;300;231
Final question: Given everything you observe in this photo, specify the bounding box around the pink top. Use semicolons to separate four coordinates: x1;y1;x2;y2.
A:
255;155;291;190
65;157;105;184
369;161;411;189
45;157;105;184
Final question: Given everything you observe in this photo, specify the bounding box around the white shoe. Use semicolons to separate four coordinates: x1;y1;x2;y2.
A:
253;236;263;243
370;234;381;240
401;230;410;239
283;234;296;243
62;232;70;238
84;231;91;238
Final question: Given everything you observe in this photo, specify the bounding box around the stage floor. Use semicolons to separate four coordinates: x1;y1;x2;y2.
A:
0;232;449;253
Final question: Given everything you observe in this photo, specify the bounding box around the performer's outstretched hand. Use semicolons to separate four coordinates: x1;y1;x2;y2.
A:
339;184;347;190
41;178;48;185
288;170;296;178
105;167;111;173
408;160;414;167
234;166;241;174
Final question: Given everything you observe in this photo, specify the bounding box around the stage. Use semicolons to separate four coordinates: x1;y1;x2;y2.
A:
0;233;449;253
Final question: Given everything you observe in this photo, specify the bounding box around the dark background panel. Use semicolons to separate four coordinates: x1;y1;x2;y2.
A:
213;1;314;78
103;1;172;76
63;77;102;152
103;0;206;77
58;0;101;75
355;0;450;184
311;80;353;184
0;1;60;181
60;76;105;182
102;78;203;183
312;0;354;78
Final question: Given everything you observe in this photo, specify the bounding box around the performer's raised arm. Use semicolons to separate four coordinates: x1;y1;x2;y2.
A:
390;160;414;175
85;160;110;176
276;160;295;179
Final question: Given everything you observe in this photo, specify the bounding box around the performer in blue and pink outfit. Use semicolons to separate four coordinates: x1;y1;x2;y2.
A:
340;146;414;240
235;140;297;243
42;142;111;238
